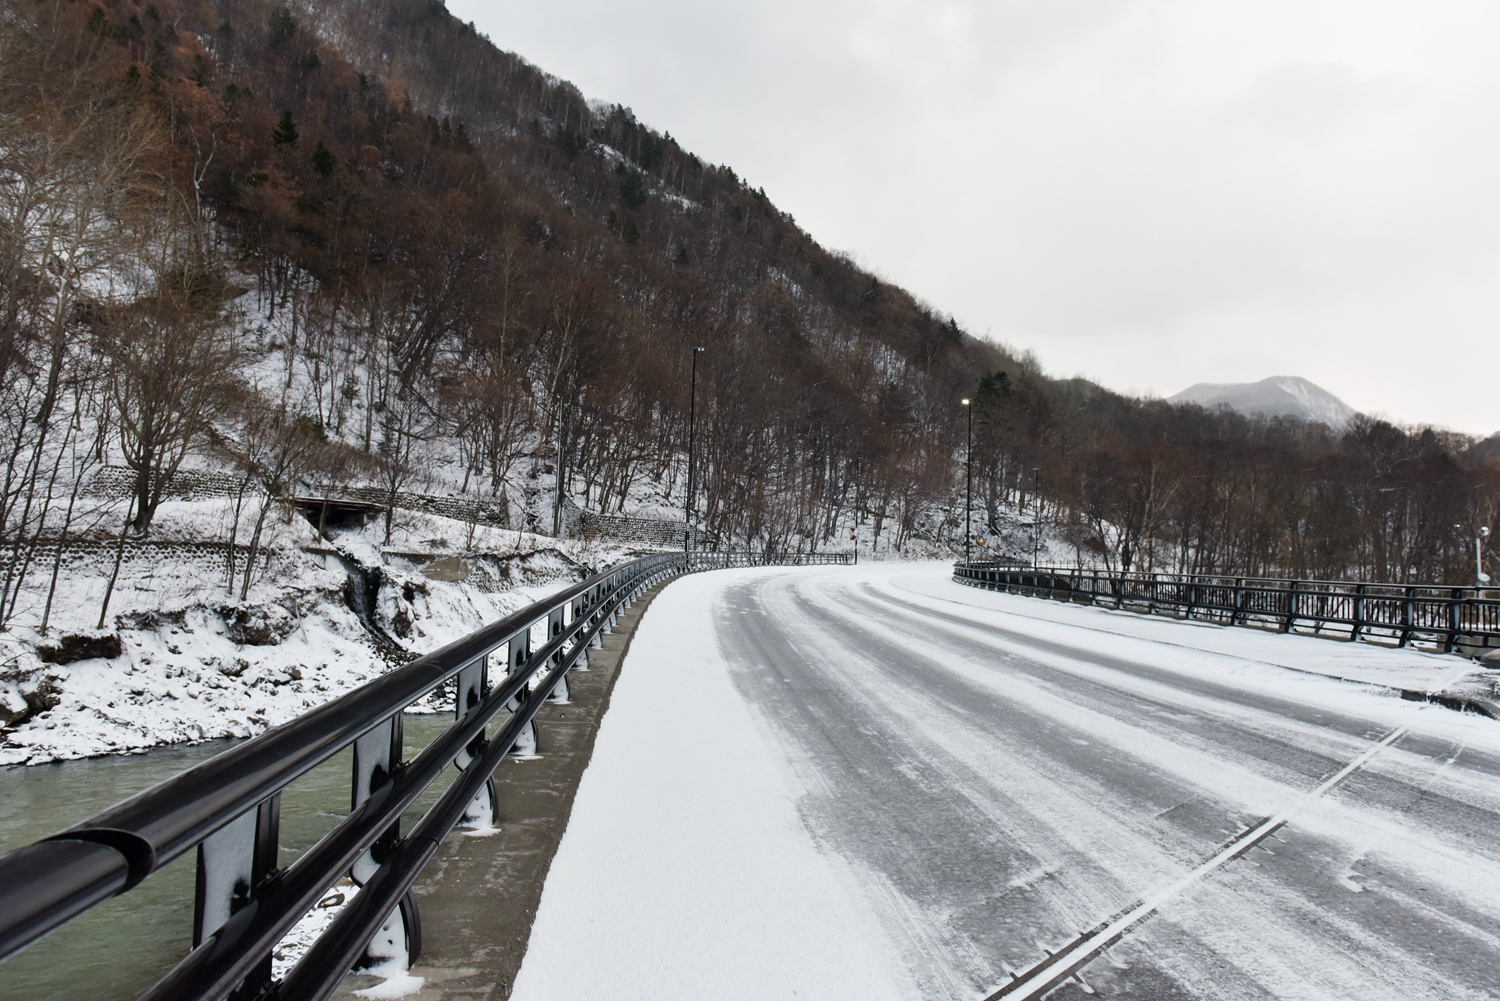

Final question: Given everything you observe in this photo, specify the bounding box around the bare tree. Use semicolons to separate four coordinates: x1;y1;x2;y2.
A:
103;198;237;535
230;392;323;600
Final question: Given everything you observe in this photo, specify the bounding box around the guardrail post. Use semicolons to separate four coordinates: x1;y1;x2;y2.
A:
505;629;538;756
454;657;499;828
547;606;569;703
603;578;617;633
351;714;403;883
571;593;589;669
587;584;604;648
348;713;422;971
193;794;280;994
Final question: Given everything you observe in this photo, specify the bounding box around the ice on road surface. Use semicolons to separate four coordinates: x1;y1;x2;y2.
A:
514;563;1500;1000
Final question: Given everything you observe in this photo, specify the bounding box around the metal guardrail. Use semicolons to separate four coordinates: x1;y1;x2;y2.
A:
954;563;1500;653
0;550;847;1000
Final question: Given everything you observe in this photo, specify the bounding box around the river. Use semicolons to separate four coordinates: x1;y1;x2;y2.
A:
0;713;453;1001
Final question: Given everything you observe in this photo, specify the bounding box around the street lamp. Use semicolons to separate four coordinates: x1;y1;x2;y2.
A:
685;347;704;555
1479;526;1492;587
961;398;972;564
1032;466;1040;568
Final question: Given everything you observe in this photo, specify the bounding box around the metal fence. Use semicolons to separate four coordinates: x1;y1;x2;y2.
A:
0;550;848;1001
694;550;854;567
953;562;1500;654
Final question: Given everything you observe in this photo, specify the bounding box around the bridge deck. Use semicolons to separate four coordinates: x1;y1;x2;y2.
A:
513;563;1500;1000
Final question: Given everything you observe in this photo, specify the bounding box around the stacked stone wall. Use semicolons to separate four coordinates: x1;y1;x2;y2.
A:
86;467;513;529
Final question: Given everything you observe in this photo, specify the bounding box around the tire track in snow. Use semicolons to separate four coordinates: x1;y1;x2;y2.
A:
987;726;1408;1000
715;567;1500;998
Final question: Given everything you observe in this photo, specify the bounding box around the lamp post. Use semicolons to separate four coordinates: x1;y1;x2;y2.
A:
961;398;972;563
1032;466;1040;567
685;347;704;555
1479;526;1492;587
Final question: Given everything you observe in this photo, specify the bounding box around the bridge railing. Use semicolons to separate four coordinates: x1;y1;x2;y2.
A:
953;562;1500;653
0;550;847;1001
695;550;854;567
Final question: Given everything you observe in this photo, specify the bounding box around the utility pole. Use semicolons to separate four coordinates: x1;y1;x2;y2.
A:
685;347;704;555
962;398;972;563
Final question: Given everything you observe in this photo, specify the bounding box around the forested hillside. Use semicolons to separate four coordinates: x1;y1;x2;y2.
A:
2;0;1497;590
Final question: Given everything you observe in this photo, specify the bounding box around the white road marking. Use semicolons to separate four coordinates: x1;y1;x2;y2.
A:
987;726;1410;1001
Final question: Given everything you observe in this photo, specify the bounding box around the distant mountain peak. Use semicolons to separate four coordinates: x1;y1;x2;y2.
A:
1168;375;1357;427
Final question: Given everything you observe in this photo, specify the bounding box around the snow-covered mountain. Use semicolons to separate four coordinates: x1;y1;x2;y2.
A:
1168;376;1357;428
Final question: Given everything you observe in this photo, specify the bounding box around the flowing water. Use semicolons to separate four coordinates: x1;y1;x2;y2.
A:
0;713;454;1001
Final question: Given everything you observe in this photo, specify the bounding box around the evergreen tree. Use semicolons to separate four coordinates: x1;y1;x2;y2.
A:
272;110;298;147
268;7;296;48
312;140;335;175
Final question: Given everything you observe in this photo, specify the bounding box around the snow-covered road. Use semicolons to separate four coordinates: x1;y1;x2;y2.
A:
514;563;1500;1000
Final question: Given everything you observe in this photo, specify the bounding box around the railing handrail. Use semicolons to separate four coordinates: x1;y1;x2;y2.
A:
56;560;642;878
982;563;1498;596
0;553;672;970
953;561;1500;653
0;549;852;1000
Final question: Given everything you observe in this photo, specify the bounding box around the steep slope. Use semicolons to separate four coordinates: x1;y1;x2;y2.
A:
1;0;1495;602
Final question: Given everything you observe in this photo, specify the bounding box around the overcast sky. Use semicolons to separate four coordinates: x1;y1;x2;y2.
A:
450;0;1500;434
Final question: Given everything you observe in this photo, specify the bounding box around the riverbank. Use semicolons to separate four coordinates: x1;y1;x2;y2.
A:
0;498;633;765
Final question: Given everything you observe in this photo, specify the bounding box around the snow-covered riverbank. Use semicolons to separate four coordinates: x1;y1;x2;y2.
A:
0;498;633;766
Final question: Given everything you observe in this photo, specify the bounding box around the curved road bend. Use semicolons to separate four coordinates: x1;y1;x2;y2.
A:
515;563;1500;1001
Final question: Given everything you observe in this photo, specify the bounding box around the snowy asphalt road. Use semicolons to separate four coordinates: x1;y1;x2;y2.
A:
515;565;1500;1000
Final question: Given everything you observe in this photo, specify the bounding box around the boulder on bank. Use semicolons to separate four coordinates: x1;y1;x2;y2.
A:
35;631;122;664
220;604;298;646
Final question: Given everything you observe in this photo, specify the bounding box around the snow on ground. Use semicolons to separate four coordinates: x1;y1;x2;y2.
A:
0;499;636;765
510;566;919;1001
518;561;1500;1000
892;569;1481;694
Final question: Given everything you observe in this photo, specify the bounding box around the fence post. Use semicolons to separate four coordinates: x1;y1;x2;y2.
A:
1446;588;1462;654
1351;584;1365;642
1399;586;1413;647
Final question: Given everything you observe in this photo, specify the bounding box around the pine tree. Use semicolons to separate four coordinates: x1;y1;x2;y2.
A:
312;140;335;175
272;110;298;147
268;7;297;48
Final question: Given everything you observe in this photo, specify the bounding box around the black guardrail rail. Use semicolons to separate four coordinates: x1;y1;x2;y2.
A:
954;562;1500;653
0;550;850;1001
